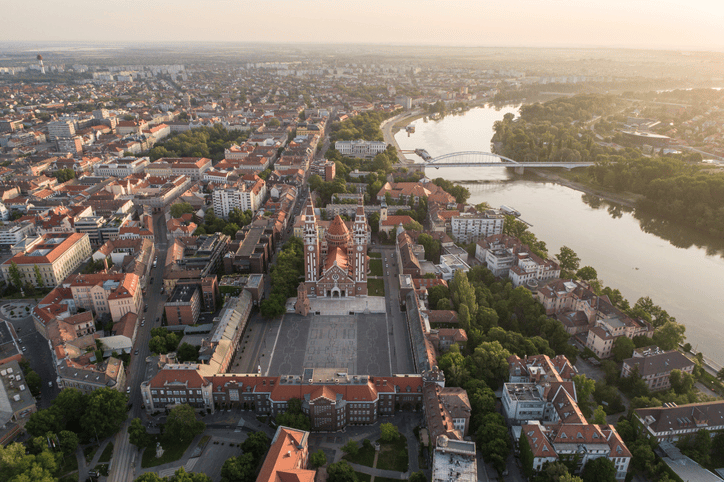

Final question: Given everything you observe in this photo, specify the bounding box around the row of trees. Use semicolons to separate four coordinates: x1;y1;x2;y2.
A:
259;237;304;318
192;207;254;238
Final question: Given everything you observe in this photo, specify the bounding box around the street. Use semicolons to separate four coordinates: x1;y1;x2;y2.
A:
109;211;171;482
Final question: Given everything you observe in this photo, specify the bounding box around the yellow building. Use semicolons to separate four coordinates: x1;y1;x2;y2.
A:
65;272;142;323
0;233;92;288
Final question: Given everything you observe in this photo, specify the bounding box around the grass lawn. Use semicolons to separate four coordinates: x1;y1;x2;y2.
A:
368;252;382;259
369;259;383;276
141;435;195;469
57;454;79;476
376;436;409;472
59;474;78;482
367;279;385;297
355;472;372;482
83;445;100;465
342;443;376;468
98;442;114;463
376;477;404;482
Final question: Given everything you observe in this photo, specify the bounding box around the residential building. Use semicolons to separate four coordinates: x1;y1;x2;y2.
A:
65;272;142;323
163;234;229;293
450;211;504;243
376;181;455;205
0;221;35;247
335;140;387;158
165;284;202;325
621;347;695;391
56;357;126;394
634;401;724;443
212;180;267;219
436;254;470;281
0;360;37;444
396;231;422;277
586;315;653;359
47;119;76;140
431;437;477;482
0;233;92;288
509;250;560;288
256;426;314;482
156;157;213;181
474;234;559;286
0;321;22;366
226;221;275;274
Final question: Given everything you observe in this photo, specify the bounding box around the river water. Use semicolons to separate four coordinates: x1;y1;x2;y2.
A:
395;105;724;366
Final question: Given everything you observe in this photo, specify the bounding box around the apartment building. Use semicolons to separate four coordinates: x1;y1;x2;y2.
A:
586;315;653;359
152;157;212;181
0;360;37;444
93;157;150;177
450;211;504;243
212;179;267;219
64;272;142;323
47;119;76;140
335;140;387;158
0;233;91;288
621;347;695;391
509;250;560;288
56;357;126;394
164;284;201;325
0;221;35;247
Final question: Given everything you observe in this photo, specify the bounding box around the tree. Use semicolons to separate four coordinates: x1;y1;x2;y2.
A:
0;442;57;482
25;370;42;396
240;431;270;459
33;264;44;288
129;418;152;449
341;440;359;457
409;472;427;482
177;343;200;363
25;408;63;437
592;405;607;424
58;430;79;456
611;336;634;362
82;387;128;439
573;374;595;415
169;468;212;482
170;202;194;218
449;270;477;315
165;404;205;444
560;474;584;482
576;266;598;281
310;449;327;468
581;457;616;482
53;168;76;183
221;452;256;482
556;246;580;272
652;320;686;350
402;220;423;232
471;341;511;388
669;369;695;395
326;460;358;482
8;261;21;289
379;423;399;442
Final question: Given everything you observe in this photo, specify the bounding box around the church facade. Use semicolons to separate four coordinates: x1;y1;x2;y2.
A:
302;198;369;298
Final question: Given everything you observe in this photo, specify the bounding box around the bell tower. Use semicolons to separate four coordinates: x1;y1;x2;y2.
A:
353;201;368;296
303;198;319;296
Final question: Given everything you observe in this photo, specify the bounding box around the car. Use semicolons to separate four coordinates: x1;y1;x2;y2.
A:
21;346;26;352
134;349;139;355
48;381;53;388
386;264;389;268
156;317;160;323
126;386;131;394
150;278;154;284
144;304;148;312
387;271;390;276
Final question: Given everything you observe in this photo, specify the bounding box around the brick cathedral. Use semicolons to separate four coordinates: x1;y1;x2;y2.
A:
301;198;369;298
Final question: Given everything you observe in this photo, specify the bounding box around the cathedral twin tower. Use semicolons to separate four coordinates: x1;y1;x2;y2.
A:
302;197;369;298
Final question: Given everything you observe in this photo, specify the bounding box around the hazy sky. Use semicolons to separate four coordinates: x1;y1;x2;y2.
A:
6;0;724;51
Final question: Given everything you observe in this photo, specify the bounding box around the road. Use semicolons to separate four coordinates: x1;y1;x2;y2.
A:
109;211;170;482
375;246;415;374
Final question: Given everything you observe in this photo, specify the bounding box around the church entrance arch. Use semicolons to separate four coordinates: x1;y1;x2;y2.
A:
331;287;341;298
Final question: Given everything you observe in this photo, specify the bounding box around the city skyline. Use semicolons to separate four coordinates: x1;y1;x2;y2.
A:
4;0;724;51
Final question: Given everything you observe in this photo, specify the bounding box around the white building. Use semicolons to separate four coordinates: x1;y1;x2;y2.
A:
450;212;504;243
432;437;477;482
93;157;150;177
509;252;560;288
212;184;262;219
436;254;470;281
335;140;387;158
47;119;76;140
0;222;35;247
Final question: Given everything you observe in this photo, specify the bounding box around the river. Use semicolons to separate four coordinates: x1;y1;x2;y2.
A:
395;105;724;366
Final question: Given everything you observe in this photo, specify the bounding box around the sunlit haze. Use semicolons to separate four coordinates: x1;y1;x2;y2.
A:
5;0;724;50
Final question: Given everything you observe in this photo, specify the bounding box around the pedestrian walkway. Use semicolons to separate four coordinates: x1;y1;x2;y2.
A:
76;438;114;482
347;461;408;480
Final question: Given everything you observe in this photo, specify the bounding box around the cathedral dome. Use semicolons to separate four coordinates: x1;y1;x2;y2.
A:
328;215;349;236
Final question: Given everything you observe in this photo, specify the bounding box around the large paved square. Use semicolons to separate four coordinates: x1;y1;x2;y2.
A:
268;313;392;376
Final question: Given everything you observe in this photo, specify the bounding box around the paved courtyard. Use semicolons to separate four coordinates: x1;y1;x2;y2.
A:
268;313;393;376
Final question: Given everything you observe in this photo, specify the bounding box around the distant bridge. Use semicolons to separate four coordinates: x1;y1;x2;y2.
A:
396;150;595;173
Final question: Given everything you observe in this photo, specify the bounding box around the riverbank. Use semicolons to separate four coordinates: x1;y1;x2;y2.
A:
530;168;644;209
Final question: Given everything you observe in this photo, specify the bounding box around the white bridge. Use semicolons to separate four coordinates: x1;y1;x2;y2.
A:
397;150;595;173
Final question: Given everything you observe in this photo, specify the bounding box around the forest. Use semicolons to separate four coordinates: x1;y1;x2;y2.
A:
329;110;398;143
